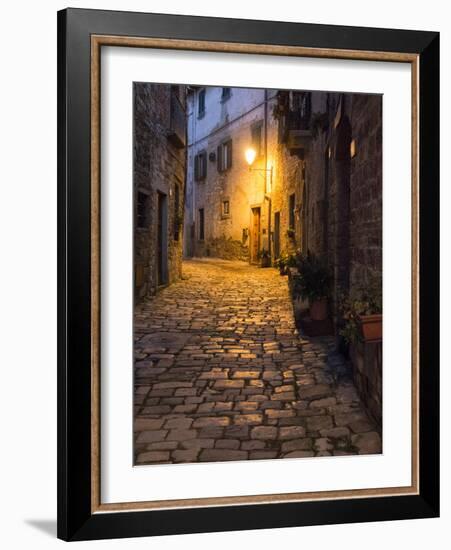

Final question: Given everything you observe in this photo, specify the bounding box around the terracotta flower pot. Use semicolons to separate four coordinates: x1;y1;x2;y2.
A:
359;314;382;343
309;297;328;321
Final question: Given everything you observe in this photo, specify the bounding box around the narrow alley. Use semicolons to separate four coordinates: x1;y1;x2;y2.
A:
134;259;381;465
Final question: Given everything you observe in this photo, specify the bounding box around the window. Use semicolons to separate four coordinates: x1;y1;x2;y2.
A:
289;193;296;229
221;87;231;101
198;208;205;241
136;191;150;229
198;89;206;118
173;184;180;240
251;122;263;157
194;151;207;181
217;139;233;172
222;200;230;217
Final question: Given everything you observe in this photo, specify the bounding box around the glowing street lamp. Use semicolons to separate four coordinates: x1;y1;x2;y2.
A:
245;147;257;167
244;146;273;194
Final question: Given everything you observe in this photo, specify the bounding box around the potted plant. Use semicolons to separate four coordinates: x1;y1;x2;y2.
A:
259;249;271;268
292;251;331;321
340;278;382;343
274;255;286;275
274;252;296;275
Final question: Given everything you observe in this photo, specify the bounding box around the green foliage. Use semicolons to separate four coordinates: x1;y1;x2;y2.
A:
292;251;331;302
274;251;297;272
339;276;382;344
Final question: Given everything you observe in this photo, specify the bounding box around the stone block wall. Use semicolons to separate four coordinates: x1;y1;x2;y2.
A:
299;92;382;303
349;95;383;291
134;83;186;300
350;341;383;426
269;110;304;258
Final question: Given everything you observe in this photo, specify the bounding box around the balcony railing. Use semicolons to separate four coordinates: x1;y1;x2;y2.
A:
288;110;311;132
277;91;312;148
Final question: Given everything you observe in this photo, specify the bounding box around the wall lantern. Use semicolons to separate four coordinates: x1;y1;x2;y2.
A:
245;147;257;167
244;146;273;197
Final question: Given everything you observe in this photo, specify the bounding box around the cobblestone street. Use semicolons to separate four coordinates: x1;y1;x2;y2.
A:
134;259;381;465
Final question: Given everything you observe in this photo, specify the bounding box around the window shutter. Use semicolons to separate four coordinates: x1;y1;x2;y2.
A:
194;154;199;180
217;145;222;172
202;152;207;179
227;140;233;169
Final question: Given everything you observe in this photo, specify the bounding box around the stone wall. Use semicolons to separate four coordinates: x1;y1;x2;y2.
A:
134;83;186;300
298;92;382;308
269;112;303;259
350;341;383;426
349;95;383;290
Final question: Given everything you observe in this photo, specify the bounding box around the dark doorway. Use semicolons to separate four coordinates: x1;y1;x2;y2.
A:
251;207;261;263
274;211;280;259
157;192;168;286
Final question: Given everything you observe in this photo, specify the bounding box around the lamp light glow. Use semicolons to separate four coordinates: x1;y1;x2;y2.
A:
245;147;257;166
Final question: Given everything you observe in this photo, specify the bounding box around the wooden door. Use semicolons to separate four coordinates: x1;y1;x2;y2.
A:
250;207;261;263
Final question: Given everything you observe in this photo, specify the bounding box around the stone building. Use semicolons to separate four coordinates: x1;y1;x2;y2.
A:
274;89;382;308
184;86;278;262
134;83;187;300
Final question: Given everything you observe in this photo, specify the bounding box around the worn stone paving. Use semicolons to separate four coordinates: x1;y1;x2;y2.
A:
134;259;381;465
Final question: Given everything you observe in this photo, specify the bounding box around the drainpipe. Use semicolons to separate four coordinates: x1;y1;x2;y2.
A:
185;90;195;257
264;89;272;261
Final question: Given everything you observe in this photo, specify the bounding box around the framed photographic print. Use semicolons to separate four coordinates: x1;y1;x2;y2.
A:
57;8;439;541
